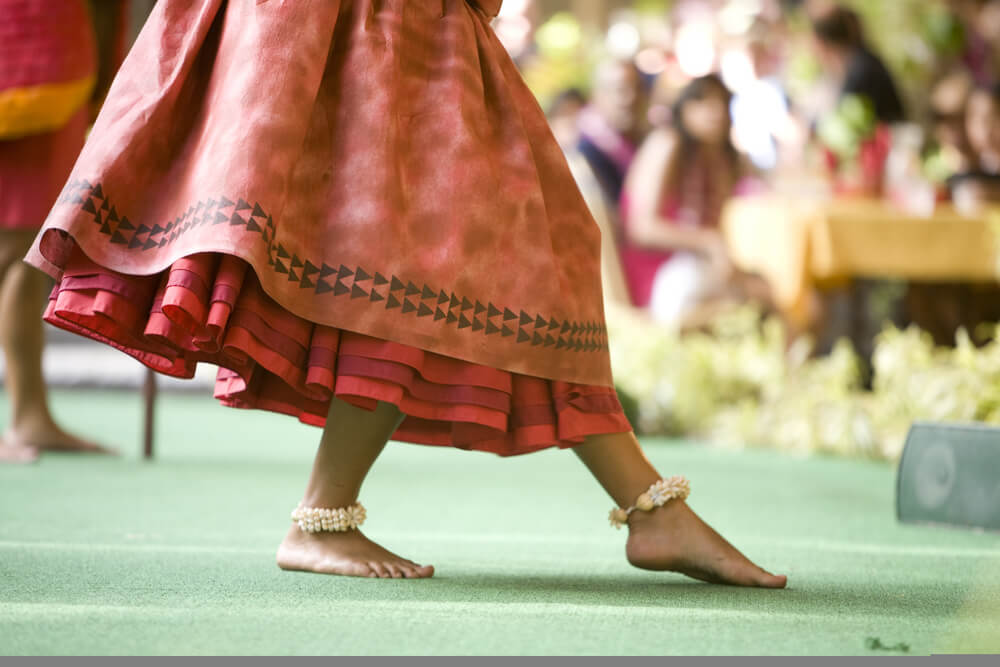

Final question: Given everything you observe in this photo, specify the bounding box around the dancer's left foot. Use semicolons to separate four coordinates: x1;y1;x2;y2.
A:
625;498;787;588
1;423;117;456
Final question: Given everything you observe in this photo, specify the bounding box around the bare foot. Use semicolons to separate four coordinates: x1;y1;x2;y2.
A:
2;424;117;455
625;499;787;588
0;435;40;464
276;526;435;579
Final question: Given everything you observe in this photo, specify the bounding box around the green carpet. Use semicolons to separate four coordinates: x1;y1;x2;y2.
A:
1;389;999;655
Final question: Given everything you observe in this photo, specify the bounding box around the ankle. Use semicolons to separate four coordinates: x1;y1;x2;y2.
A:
626;498;685;532
286;524;361;541
6;411;56;435
299;493;360;510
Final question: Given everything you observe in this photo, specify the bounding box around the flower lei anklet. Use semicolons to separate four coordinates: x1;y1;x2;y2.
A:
608;476;690;529
291;502;366;533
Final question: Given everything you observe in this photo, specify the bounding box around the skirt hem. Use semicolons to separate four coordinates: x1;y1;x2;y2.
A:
35;236;633;457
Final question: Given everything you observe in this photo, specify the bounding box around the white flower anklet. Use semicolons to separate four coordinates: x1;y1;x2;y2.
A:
608;476;690;529
291;502;366;533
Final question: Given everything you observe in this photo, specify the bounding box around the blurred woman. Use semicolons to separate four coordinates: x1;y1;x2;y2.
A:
928;69;976;182
906;81;1000;347
949;81;1000;208
619;74;772;329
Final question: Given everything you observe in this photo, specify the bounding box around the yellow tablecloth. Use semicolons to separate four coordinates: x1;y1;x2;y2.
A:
721;196;1000;326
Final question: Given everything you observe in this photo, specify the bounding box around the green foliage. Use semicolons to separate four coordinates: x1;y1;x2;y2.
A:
521;12;595;110
817;94;877;158
535;12;584;60
632;0;672;15
922;144;959;184
921;4;966;56
609;304;1000;461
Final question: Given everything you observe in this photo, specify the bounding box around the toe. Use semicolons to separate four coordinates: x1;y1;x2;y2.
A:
352;562;378;578
400;558;433;578
749;562;787;588
368;561;391;578
761;573;787;588
385;563;405;579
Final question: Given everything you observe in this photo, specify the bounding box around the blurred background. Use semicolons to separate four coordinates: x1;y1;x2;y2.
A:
9;0;1000;464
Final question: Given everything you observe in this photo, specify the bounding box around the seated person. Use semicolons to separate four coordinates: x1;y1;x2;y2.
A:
810;3;905;124
906;80;1000;347
546;87;587;152
926;69;976;184
948;82;1000;210
576;59;648;210
619;74;774;330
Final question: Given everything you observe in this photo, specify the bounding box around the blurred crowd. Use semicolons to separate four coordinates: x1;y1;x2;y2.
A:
530;0;1000;353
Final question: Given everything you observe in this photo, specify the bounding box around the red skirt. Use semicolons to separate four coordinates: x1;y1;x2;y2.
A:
45;244;629;455
27;0;633;456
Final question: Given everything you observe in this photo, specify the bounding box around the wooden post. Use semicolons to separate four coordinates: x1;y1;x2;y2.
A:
142;368;156;459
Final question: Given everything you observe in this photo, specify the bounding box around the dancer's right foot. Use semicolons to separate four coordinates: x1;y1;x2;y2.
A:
0;435;40;464
1;423;116;455
276;526;434;579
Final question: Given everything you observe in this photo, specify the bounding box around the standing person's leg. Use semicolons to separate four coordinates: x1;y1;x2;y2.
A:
575;430;787;588
0;232;37;462
276;396;435;579
0;230;109;462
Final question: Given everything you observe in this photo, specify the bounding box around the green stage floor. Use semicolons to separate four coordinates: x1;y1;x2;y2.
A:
1;389;999;655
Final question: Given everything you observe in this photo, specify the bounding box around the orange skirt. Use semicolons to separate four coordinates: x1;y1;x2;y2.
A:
27;0;632;456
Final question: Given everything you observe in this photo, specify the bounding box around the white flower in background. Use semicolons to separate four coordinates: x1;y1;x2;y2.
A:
607;304;1000;462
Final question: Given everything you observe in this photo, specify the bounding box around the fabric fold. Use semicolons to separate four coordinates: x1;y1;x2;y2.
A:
468;0;503;18
43;241;631;456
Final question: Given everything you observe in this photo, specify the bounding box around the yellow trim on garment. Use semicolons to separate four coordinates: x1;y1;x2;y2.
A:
0;74;96;140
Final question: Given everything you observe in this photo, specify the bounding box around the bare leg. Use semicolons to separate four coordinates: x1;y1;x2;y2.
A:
276;397;434;579
0;233;37;463
0;230;111;463
575;430;787;588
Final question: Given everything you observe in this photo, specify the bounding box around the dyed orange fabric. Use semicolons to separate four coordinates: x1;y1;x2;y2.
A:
26;0;632;455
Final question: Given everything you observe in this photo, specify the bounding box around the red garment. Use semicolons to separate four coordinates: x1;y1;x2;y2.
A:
26;0;632;456
0;107;87;229
0;0;95;229
618;158;726;308
0;0;96;93
618;192;676;309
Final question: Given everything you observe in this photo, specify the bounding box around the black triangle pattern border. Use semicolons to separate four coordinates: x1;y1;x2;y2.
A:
56;180;610;353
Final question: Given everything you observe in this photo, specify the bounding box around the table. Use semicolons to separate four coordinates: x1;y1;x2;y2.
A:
722;196;1000;328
